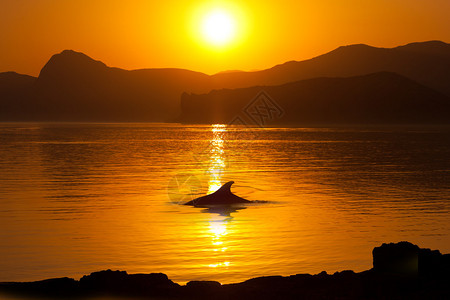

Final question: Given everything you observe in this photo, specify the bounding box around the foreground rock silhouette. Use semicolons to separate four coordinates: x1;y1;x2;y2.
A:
1;242;449;299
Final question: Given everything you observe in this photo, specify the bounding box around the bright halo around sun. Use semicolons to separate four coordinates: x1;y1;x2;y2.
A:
190;2;247;51
201;9;236;46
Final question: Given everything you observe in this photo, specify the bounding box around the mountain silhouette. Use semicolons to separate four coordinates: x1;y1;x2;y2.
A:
179;72;450;125
0;72;35;120
209;41;450;97
31;50;212;121
0;41;450;122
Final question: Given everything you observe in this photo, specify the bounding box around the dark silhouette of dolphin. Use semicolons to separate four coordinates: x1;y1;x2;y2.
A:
184;181;252;206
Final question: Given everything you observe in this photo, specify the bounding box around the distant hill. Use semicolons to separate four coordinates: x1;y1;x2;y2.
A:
0;72;36;120
31;50;212;121
1;51;212;121
0;41;450;122
178;72;450;125
209;41;450;97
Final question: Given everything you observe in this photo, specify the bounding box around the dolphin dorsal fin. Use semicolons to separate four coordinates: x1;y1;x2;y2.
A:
214;181;234;194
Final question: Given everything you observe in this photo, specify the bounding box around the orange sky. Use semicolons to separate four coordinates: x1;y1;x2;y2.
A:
1;0;449;76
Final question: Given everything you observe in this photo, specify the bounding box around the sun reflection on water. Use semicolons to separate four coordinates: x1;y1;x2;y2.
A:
194;124;234;270
207;124;227;194
208;219;231;268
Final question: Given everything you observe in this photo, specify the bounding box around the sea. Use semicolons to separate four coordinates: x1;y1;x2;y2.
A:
0;123;449;284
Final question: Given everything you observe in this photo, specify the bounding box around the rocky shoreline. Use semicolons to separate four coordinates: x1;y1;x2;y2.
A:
1;242;449;299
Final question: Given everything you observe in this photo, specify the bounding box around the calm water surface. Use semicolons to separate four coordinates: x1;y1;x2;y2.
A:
0;123;449;284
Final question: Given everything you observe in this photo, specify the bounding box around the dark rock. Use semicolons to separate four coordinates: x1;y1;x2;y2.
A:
241;275;285;286
126;273;180;297
186;280;221;289
317;270;329;277
418;248;450;278
79;269;179;296
0;277;78;297
373;241;420;276
184;281;222;299
373;242;450;280
79;269;128;291
333;270;356;278
128;272;177;288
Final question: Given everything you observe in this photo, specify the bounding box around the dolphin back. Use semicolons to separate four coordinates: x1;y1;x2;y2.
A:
184;181;252;206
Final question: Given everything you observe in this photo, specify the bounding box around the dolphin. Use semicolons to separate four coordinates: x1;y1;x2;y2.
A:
184;181;252;206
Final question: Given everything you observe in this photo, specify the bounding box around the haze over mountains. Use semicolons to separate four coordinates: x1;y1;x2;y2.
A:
1;41;449;124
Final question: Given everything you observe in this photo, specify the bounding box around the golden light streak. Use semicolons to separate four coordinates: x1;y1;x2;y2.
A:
208;219;230;268
207;124;227;194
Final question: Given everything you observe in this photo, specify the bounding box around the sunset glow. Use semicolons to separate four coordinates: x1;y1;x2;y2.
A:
1;1;450;75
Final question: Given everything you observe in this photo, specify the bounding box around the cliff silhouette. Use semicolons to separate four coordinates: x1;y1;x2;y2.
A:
1;41;450;123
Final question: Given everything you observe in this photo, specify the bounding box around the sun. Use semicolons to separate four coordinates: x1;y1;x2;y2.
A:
189;2;248;51
201;9;236;46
